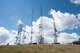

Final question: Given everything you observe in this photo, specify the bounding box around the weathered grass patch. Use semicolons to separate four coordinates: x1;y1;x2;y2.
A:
0;44;80;53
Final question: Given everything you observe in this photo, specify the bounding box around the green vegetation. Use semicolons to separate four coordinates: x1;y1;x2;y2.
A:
73;38;80;44
0;44;80;53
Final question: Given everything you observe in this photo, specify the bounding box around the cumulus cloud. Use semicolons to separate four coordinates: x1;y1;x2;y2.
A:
30;9;80;44
32;16;54;34
0;27;16;45
0;9;80;45
58;33;79;44
70;0;80;4
50;9;80;31
77;14;80;20
16;19;23;25
0;27;79;44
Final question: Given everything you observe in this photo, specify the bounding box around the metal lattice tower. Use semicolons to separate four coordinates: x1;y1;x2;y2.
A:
53;18;58;44
15;23;23;45
30;9;34;44
22;30;26;44
15;21;26;45
38;0;44;44
38;17;44;44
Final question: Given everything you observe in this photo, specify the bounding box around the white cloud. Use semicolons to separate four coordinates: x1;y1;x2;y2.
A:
0;27;79;44
25;14;80;44
0;27;16;45
70;0;80;4
58;32;79;44
77;14;80;20
0;9;80;45
32;16;54;34
29;9;80;44
16;19;23;25
50;9;80;31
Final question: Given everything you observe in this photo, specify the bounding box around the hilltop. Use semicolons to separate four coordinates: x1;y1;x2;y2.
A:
0;44;80;53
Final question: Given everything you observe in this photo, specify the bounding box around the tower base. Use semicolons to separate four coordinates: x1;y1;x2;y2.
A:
52;43;60;44
28;43;37;44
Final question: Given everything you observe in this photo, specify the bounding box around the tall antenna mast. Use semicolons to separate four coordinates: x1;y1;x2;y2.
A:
53;18;58;44
30;9;34;44
40;0;42;16
38;0;44;44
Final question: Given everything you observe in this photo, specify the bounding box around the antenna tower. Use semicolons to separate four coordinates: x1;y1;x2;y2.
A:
15;23;23;45
53;18;58;44
30;9;34;44
38;0;44;44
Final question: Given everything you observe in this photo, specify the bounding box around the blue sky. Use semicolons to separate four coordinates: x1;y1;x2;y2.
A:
0;0;80;34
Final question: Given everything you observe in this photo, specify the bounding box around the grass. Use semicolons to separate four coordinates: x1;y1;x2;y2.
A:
0;44;80;53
